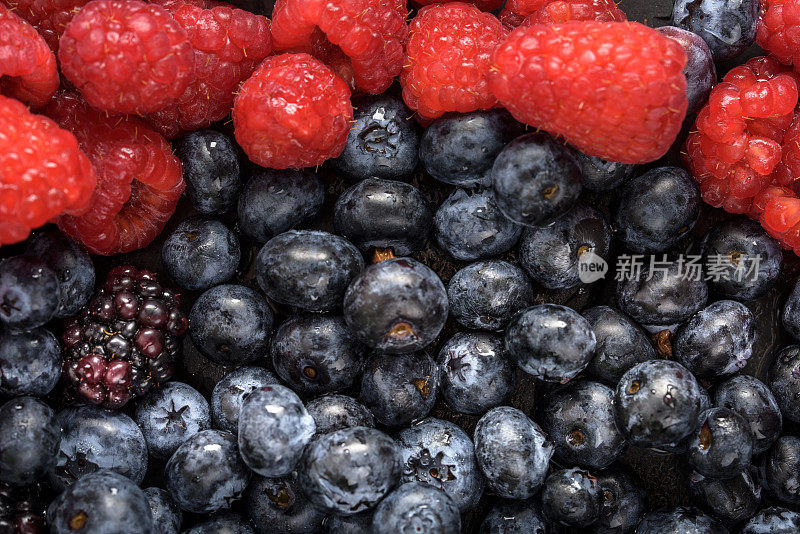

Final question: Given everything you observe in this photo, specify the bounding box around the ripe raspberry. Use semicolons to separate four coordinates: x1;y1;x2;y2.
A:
524;0;626;25
145;0;272;139
0;95;95;246
499;0;547;28
270;0;407;94
1;0;91;52
233;53;353;169
412;0;503;12
0;5;59;108
489;21;688;164
757;0;800;66
58;0;195;115
752;185;800;253
401;3;505;120
46;93;184;255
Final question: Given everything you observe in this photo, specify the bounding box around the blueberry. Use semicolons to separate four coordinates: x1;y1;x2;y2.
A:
305;394;374;435
420;109;523;188
573;151;635;192
519;203;611;289
397;418;483;514
582;306;656;385
541;467;602;528
0;397;60;486
165;429;250;514
762;435;800;504
184;513;255;534
26;229;95;318
245;473;326;534
690;468;761;524
659;384;714;455
473;406;553;499
0;327;61;396
237;169;325;243
210;366;279;434
688;407;754;479
768;345;800;423
479;499;549;534
189;284;274;366
741;507;800;534
161;217;240;291
714;375;782;454
175;129;241;214
594;466;646;534
48;470;154;534
0;255;59;330
636;507;729;534
144;487;182;534
359;350;439;427
343;258;448;353
371;481;460;534
256;230;364;312
299;426;402;515
332;94;419;181
656;27;717;115
672;0;758;61
782;277;800;341
333;178;431;257
134;382;211;461
325;512;372;533
505;304;596;383
271;315;366;395
238;385;315;477
491;132;582;226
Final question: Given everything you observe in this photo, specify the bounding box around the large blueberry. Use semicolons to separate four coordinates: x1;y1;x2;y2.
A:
0;396;60;486
595;467;646;534
0;255;59;330
176;129;241;214
656;26;717;115
672;0;758;61
0;327;61;396
541;468;602;528
144;487;182;534
479;499;549;533
690;467;761;524
768;345;800;423
636;506;729;533
371;482;461;534
305;394;374;435
714;375;782;454
688;407;754;479
210;366;279;434
573;150;635;192
582;306;656;385
245;473;326;534
762;435;800;504
742;507;800;534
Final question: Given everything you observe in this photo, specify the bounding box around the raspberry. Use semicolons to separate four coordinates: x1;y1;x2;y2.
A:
233;53;353;169
523;0;626;25
1;0;91;52
58;0;195;115
757;0;800;65
0;5;59;108
499;0;547;28
489;21;688;164
46;93;184;255
412;0;502;12
270;0;407;94
144;0;272;139
401;3;505;120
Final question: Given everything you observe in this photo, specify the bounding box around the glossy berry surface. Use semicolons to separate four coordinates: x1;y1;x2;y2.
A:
742;507;800;534
184;512;255;534
479;499;549;534
594;467;646;534
0;396;60;486
672;0;758;61
540;468;602;528
762;436;800;504
371;481;461;534
210;366;279;435
573;151;635;192
714;375;782;454
690;467;761;524
305;394;374;435
768;345;800;423
0;255;59;330
175;130;241;215
144;487;182;534
0;327;61;397
0;480;50;534
688;407;754;479
244;472;326;533
637;506;728;533
656;26;717;115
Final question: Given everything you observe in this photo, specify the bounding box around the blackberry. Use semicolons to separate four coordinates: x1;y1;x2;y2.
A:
0;481;50;534
61;266;188;409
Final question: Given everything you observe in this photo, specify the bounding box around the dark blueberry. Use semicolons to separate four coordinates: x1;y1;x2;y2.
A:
270;315;366;395
165;429;250;514
519;203;611;289
144;487;182;534
256;230;364;312
0;255;59;330
161;217;240;291
48;470;154;534
614;359;703;448
305;394;374;435
573;150;635;192
768;345;800;423
446;260;534;331
714;375;782;454
397;418;483;514
175;129;241;214
582;306;656;385
324;511;373;533
505;304;596;383
541;381;627;469
782;276;800;341
541;467;602;528
690;467;761;524
473;407;553;499
437;332;515;415
238;385;315;477
0;397;60;486
762;435;800;504
659;384;714;455
189;284;273;366
594;466;646;534
134;382;211;460
420;109;523;188
741;507;800;534
636;507;729;534
656;26;717;115
672;0;758;61
371;481;460;534
333;178;431;257
343;258;448;353
237;169;324;243
479;499;549;534
26;229;95;318
332;94;419;181
184;513;255;534
688;407;754;479
210;366;279;434
491;132;582;226
0;327;61;396
359;350;439;427
433;188;522;261
245;473;326;534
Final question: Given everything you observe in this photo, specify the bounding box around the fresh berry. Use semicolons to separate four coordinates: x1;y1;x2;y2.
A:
541;468;602;528
1;0;90;52
525;0;626;25
480;500;550;533
305;394;375;435
595;467;646;534
0;396;60;486
175;129;241;215
715;375;782;454
743;508;800;533
0;327;61;397
573;150;635;192
0;481;50;534
688;407;754;479
758;0;800;66
144;487;182;534
762;436;800;504
768;345;800;423
210;366;279;434
637;507;727;533
690;468;761;524
371;482;461;534
582;306;656;385
498;0;547;28
411;0;501;11
673;0;758;61
244;473;326;534
657;26;717;115
0;255;59;330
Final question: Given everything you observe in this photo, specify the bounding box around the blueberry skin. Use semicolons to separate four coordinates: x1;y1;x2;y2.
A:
690;468;761;524
26;229;95;318
505;304;596;383
176;129;241;214
768;345;800;423
161;217;241;291
0;327;61;396
245;473;326;534
325;511;373;533
299;426;402;515
636;507;729;534
397;417;484;514
210;366;279;434
433;188;522;261
134;382;211;461
50;405;148;492
573;151;635;192
541;381;627;470
359;350;439;427
48;470;154;534
343;258;448;354
437;332;515;415
256;230;364;312
447;260;534;331
479;499;549;534
741;507;800;534
714;375;782;454
270;315;366;395
0;396;60;486
656;27;717;115
371;482;461;534
165;429;250;514
614;359;703;448
144;487;182;534
519;203;611;289
658;384;713;455
333;178;431;256
0;255;59;330
688;407;754;480
541;468;602;528
762;435;800;504
184;513;255;534
672;0;758;61
237;168;324;243
189;285;274;366
594;467;646;534
305;394;374;435
473;407;553;500
238;385;315;477
782;277;800;341
332;94;419;181
582;306;656;385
